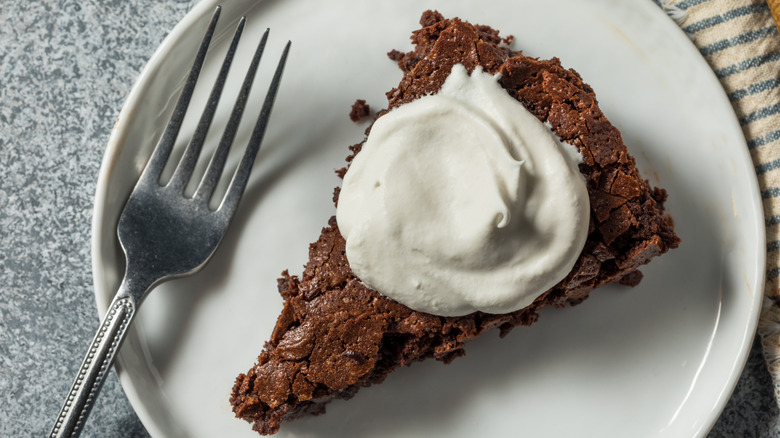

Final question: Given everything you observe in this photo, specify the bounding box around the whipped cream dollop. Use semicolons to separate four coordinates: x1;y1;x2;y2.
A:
336;64;590;316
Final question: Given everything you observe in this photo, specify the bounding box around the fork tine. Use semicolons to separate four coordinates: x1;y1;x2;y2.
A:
140;6;221;184
194;28;270;202
168;16;246;192
217;40;291;215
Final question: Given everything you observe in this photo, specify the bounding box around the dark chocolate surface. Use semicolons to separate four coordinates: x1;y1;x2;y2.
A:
231;10;680;435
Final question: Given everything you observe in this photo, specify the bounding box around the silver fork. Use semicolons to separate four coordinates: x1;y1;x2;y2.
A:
49;7;290;438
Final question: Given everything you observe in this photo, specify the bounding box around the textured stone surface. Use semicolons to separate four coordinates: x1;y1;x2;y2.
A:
0;1;195;436
0;0;776;436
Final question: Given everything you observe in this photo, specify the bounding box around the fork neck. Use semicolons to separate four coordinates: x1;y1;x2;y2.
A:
114;270;155;307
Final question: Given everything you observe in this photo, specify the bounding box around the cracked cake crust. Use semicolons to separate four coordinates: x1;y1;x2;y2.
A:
230;10;680;435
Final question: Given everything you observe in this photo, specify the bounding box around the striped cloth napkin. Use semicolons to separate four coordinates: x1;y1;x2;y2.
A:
657;0;780;402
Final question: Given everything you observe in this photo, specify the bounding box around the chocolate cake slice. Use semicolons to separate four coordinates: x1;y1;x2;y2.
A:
231;10;680;435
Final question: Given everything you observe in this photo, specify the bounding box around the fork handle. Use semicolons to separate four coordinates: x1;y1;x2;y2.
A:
49;293;137;438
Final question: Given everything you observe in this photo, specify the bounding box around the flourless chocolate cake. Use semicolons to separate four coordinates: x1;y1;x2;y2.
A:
231;10;680;435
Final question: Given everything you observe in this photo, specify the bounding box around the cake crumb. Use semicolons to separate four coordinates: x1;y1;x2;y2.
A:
349;99;371;122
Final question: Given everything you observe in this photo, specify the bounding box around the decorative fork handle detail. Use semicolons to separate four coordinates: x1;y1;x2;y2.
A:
50;294;137;438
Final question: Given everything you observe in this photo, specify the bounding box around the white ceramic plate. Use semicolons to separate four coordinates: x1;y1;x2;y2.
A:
92;0;765;437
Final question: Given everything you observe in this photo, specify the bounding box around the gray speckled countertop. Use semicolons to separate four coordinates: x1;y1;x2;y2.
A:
0;0;778;436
